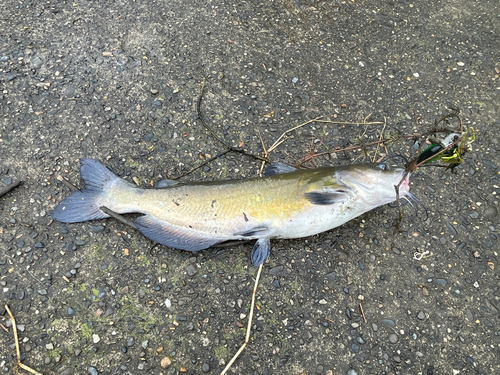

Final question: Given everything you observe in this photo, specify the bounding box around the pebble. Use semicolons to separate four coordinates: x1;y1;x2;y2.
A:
127;338;134;346
92;334;100;344
202;363;210;372
316;364;324;373
417;311;425;320
160;356;172;368
436;278;447;285
446;222;458;236
88;366;98;375
483;206;498;220
347;370;358;375
272;279;280;288
63;85;76;97
389;333;399;344
381;319;395;327
468;210;479;219
151;89;159;94
68;307;75;316
269;265;283;276
325;272;336;282
278;356;289;366
88;224;104;232
104;308;114;317
186;265;197;276
32;56;43;69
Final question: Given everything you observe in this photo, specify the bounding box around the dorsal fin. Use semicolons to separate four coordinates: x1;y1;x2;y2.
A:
263;163;297;176
156;179;179;188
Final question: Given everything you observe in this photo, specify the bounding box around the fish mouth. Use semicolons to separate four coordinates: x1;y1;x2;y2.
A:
395;168;410;195
399;175;410;194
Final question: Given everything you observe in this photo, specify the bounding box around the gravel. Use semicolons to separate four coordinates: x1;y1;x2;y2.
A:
0;0;498;373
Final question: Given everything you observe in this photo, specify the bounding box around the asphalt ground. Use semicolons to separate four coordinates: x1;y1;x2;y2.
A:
0;0;499;374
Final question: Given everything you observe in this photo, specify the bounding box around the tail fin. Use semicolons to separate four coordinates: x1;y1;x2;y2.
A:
51;158;117;223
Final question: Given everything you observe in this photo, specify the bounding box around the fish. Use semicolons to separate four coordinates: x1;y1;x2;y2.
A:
51;158;412;266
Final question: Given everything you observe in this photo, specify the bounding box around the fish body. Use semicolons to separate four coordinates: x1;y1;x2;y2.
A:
52;159;410;265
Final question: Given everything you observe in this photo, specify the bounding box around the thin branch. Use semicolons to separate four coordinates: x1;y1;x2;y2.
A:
0;180;22;198
372;117;387;162
99;206;137;229
5;305;43;375
173;150;231;180
57;175;79;192
359;303;367;323
220;263;264;375
314;120;384;126
196;77;267;164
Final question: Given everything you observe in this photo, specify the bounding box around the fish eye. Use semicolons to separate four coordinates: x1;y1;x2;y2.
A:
377;163;390;171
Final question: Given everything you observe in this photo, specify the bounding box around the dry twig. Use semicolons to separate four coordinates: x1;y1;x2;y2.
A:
0;180;22;198
56;175;79;192
220;263;264;375
359;303;367;323
5;305;43;375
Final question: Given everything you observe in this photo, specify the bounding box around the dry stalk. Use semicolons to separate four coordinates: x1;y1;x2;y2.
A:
220;263;264;375
5;305;43;375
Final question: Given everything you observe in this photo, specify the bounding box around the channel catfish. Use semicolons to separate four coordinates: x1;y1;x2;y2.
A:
51;158;411;265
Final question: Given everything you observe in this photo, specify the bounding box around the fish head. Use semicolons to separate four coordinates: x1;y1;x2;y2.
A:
336;163;410;206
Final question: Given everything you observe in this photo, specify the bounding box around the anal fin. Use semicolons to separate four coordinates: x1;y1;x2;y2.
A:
134;215;220;251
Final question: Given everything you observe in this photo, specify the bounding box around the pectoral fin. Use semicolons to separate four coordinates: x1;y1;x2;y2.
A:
304;188;351;205
134;215;220;251
251;238;271;266
233;226;269;237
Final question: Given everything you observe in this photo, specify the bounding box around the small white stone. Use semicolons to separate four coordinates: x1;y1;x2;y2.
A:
92;334;100;344
165;298;171;308
319;299;327;305
413;72;419;78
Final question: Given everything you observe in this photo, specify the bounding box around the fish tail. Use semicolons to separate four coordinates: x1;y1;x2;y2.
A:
51;158;118;223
